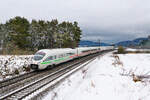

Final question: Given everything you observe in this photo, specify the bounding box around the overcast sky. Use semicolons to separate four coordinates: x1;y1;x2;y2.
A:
0;0;150;43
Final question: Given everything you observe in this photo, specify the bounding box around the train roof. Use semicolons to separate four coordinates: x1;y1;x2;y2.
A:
37;48;75;55
76;47;99;50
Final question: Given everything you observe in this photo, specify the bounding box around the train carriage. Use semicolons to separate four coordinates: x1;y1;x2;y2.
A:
31;48;76;70
31;46;114;70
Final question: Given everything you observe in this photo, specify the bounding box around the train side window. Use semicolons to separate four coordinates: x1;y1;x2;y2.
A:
60;55;62;58
44;56;53;61
58;55;61;58
67;53;74;56
66;53;69;56
54;55;57;59
62;54;64;57
59;54;63;58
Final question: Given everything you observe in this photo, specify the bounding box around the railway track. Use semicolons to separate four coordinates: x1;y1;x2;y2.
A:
0;55;83;90
30;55;98;100
0;50;112;100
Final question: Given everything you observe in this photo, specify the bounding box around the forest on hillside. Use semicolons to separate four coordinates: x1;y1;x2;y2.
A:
0;16;82;54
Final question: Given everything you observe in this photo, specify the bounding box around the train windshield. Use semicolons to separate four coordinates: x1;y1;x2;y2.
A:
33;52;46;61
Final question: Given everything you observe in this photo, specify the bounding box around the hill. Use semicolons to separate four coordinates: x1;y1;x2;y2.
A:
115;38;148;46
79;37;148;47
79;40;111;47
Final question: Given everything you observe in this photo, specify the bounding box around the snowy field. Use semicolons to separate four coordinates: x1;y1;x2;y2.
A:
126;48;150;52
43;53;150;100
0;55;33;80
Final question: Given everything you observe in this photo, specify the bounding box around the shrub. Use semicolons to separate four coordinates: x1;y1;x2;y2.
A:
23;65;31;72
25;66;31;72
118;46;125;54
14;68;19;75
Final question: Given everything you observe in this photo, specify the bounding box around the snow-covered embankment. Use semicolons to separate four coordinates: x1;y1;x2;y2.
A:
43;53;150;100
0;55;33;80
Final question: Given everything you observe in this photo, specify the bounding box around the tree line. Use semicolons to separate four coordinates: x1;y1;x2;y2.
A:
0;16;82;54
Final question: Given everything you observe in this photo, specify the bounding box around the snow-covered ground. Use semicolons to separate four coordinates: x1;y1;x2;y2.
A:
0;55;33;80
43;53;150;100
126;48;150;52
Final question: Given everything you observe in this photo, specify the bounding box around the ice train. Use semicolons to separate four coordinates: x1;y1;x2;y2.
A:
30;46;113;70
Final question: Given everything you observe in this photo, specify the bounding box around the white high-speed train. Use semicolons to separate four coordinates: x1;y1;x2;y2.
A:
30;46;114;70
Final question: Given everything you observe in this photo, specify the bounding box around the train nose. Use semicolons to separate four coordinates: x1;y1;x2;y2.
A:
31;64;39;70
